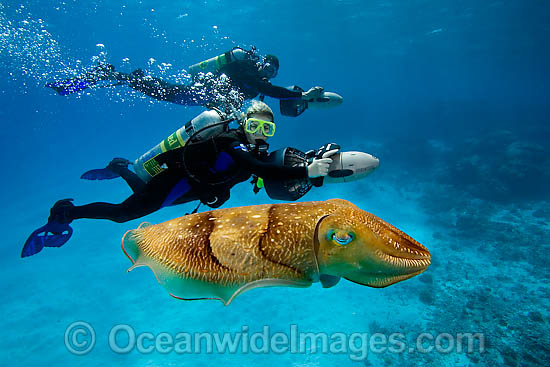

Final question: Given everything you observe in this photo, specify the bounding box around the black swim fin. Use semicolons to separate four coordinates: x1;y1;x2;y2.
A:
46;63;118;96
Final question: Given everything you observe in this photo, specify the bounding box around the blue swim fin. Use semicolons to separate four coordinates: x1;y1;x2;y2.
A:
81;158;132;180
21;221;73;258
46;79;96;96
45;63;117;96
81;168;120;180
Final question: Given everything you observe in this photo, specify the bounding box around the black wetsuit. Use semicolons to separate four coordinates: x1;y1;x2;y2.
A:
218;60;301;101
69;130;307;223
122;59;302;106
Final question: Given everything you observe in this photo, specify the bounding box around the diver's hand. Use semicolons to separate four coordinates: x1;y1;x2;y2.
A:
316;143;340;159
302;86;324;101
307;150;336;178
308;159;331;178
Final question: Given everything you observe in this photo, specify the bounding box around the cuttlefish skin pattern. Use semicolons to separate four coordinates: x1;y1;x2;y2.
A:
121;199;431;305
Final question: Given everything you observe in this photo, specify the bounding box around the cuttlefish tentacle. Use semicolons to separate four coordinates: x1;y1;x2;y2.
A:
121;199;430;305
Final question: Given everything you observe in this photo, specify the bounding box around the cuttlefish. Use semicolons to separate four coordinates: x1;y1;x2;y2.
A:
122;199;431;305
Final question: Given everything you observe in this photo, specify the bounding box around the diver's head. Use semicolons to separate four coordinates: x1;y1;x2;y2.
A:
243;100;275;144
259;54;279;79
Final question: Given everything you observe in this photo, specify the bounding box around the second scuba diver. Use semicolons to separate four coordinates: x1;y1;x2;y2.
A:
46;46;342;116
21;101;340;257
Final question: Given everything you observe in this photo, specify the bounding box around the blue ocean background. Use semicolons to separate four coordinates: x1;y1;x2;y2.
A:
1;0;549;366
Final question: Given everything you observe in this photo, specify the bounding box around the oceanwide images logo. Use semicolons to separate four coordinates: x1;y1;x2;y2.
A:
64;322;485;360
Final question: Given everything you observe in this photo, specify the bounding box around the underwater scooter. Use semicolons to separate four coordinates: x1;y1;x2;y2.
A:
261;144;379;201
280;86;344;117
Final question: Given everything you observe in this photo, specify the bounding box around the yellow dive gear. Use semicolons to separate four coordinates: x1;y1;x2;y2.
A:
244;118;276;137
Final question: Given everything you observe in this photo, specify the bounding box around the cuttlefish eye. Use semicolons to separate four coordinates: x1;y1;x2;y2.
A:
328;230;355;246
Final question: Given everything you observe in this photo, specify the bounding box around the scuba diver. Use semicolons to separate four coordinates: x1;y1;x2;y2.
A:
21;101;341;257
45;47;343;117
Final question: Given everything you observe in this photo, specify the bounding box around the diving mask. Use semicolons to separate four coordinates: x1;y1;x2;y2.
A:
244;118;276;137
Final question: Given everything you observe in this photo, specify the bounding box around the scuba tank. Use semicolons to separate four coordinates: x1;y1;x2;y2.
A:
188;47;257;77
133;109;227;183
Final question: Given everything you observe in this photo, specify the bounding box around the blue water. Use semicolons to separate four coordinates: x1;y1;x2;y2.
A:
1;1;549;366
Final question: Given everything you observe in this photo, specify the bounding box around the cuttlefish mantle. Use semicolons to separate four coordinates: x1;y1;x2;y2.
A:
121;199;431;305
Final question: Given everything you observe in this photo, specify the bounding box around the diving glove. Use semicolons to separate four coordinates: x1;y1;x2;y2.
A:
307;148;338;178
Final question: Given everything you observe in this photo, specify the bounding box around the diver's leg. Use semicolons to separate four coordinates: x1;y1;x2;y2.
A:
68;174;197;223
66;175;170;223
114;69;217;106
118;170;145;194
107;158;146;193
115;69;203;105
68;196;159;223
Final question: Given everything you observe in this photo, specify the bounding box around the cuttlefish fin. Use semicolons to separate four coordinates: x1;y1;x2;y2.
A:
319;274;341;288
168;279;311;305
121;224;152;264
223;279;312;305
137;222;152;230
326;198;359;209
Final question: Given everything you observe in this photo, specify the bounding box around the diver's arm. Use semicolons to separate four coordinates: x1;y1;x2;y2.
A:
228;143;307;179
153;148;186;168
220;61;302;100
248;79;303;100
